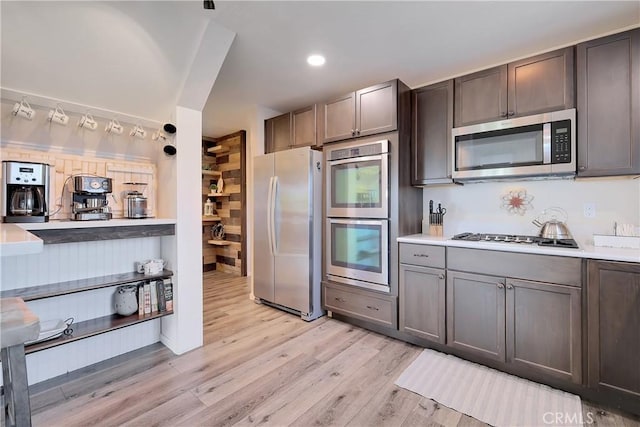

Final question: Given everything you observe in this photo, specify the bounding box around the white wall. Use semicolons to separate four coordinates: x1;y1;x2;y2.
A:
422;176;640;246
158;106;203;354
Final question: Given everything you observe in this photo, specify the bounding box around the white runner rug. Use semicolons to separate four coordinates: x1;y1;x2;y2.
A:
395;349;583;427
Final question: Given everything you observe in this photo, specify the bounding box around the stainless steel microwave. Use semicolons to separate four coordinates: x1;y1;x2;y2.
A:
451;109;576;181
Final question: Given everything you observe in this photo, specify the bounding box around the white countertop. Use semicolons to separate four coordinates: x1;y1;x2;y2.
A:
398;234;640;263
0;224;43;257
17;218;177;230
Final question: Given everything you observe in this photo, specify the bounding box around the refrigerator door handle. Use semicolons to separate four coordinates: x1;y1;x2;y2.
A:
271;176;279;254
266;176;275;256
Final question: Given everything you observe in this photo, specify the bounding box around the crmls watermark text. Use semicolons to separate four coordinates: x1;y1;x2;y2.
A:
543;411;595;425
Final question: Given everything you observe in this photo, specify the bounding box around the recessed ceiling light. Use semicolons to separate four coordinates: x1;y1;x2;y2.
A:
307;54;326;66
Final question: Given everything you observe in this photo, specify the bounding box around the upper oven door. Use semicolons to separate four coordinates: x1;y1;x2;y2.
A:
327;152;389;219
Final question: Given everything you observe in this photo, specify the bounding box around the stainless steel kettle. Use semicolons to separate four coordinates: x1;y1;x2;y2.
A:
532;207;573;239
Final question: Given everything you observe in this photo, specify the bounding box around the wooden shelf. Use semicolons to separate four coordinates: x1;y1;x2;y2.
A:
29;224;175;244
208;240;232;246
207;192;230;197
202;216;222;222
0;270;174;301
207;145;229;154
201;170;221;177
25;310;173;354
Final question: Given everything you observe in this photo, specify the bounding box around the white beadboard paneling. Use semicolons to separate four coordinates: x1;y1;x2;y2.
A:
1;237;161;289
26;287;137;323
24;320;161;385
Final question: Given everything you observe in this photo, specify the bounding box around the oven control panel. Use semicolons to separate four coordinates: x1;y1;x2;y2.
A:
551;119;571;164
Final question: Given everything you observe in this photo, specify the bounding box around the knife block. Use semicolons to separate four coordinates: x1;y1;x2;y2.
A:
427;213;444;236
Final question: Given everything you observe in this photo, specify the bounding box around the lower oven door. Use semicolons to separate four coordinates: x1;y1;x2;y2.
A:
326;218;389;292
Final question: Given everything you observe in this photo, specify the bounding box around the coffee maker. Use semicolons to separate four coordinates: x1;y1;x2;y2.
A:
72;176;113;221
2;161;50;223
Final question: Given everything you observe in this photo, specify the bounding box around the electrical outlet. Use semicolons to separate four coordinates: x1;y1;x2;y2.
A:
584;202;596;218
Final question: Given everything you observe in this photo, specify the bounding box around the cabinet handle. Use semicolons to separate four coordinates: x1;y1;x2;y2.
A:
507;111;515;117
497;283;504;289
578;166;586;171
438;274;445;280
351;130;356;136
335;297;345;303
366;305;379;311
500;112;508;118
355;129;360;135
413;254;429;257
506;283;514;290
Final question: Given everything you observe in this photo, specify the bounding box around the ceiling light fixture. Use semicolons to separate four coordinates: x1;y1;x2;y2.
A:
307;54;326;67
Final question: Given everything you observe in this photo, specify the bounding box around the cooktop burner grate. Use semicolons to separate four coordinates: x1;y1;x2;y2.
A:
452;232;579;249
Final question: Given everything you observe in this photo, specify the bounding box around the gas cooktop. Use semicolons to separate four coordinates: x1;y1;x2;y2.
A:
452;232;579;249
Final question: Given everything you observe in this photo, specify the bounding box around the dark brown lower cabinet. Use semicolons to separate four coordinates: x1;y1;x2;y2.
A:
399;264;446;343
587;260;640;398
447;270;582;383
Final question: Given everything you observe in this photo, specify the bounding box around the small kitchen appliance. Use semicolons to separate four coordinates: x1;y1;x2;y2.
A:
2;161;50;223
532;207;573;240
72;176;112;221
124;191;148;219
452;108;575;181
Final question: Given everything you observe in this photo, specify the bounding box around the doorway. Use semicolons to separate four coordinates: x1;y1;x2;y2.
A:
201;130;247;276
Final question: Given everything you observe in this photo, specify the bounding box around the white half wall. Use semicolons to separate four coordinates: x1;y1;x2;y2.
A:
160;106;203;354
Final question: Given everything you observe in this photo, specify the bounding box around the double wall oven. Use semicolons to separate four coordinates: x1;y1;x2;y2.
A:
326;139;390;292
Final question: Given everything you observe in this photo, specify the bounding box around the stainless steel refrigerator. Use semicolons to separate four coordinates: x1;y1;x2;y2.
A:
253;146;323;321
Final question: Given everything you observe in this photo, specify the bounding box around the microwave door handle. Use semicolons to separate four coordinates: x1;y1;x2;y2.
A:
543;122;551;164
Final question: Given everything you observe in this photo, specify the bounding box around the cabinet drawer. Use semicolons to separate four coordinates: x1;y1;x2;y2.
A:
447;247;582;287
323;283;396;328
399;243;445;268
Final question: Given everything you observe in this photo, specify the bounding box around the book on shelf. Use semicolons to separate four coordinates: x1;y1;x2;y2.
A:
138;284;144;316
164;279;173;312
150;282;159;313
143;282;151;315
156;280;167;312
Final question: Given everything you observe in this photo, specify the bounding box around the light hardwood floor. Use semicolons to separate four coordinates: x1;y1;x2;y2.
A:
28;272;639;427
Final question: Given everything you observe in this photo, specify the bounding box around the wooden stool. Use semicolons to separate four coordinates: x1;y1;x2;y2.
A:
1;298;40;427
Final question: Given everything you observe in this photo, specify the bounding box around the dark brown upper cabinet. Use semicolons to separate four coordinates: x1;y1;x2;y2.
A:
265;112;291;153
265;105;318;153
454;47;575;127
292;104;317;148
577;29;640;177
322;80;398;143
411;80;454;185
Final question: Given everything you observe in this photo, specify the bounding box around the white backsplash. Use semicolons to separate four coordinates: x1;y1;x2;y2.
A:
422;176;640;247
